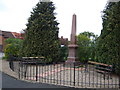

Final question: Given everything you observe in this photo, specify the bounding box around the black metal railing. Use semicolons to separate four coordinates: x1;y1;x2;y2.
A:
10;57;120;88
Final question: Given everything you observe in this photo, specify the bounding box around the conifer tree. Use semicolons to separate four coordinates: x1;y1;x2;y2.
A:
22;0;60;63
96;2;120;74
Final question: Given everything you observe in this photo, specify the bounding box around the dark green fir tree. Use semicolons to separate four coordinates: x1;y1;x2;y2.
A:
96;2;120;74
22;0;60;63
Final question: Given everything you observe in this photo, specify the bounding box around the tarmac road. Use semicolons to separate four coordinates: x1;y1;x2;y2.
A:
1;72;69;88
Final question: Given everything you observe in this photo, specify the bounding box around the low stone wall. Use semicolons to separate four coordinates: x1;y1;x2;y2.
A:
0;60;18;78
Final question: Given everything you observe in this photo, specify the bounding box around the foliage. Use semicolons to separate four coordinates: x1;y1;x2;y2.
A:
77;31;98;63
22;1;60;63
79;31;96;39
77;34;90;62
59;45;68;62
96;2;120;74
4;38;23;59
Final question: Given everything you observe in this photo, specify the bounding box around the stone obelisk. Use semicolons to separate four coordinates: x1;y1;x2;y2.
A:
66;14;78;63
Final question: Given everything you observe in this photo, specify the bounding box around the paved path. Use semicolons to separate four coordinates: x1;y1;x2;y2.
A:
0;53;4;59
1;72;69;88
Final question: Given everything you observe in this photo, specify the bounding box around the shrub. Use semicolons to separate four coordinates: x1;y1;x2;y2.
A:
4;38;23;60
60;45;68;62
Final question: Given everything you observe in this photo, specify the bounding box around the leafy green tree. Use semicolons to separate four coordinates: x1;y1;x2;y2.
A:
22;1;60;63
96;2;120;74
77;34;90;63
79;31;96;39
4;38;23;59
77;31;98;63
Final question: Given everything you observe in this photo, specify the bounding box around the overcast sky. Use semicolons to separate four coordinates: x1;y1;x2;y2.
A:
0;0;108;40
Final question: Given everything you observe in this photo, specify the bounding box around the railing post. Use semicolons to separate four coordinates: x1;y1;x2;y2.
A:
119;75;120;89
73;62;75;86
36;60;38;81
18;60;21;79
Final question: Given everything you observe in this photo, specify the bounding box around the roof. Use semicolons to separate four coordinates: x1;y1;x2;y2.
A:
12;32;24;39
1;30;14;38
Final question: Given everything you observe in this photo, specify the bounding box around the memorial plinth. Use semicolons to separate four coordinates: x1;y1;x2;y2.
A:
66;14;79;64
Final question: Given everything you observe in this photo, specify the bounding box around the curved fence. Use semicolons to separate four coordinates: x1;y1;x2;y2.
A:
9;57;120;88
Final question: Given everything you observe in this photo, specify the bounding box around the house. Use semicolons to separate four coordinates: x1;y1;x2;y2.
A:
59;36;68;46
0;30;15;52
0;30;23;52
